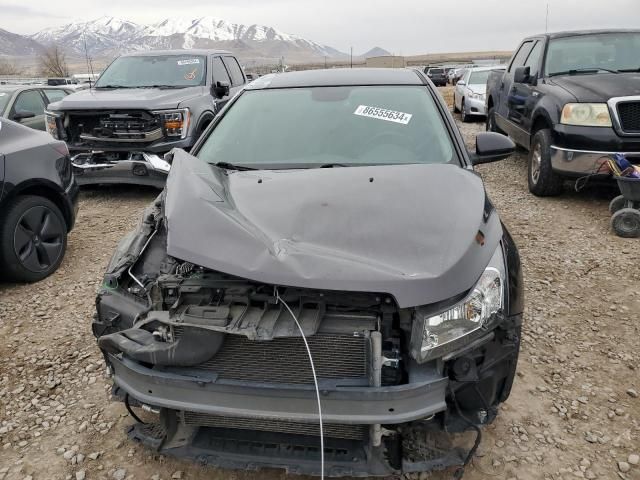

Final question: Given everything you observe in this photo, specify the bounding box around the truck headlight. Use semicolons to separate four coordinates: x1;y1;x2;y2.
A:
153;108;190;139
410;245;505;363
560;103;612;127
45;110;62;139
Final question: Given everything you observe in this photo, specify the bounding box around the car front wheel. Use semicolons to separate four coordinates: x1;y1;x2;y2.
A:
0;195;68;282
461;99;469;122
528;129;563;197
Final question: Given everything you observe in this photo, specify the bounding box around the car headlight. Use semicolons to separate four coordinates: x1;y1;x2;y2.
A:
560;103;612;127
410;245;505;363
45;110;63;140
153;108;190;139
468;92;484;100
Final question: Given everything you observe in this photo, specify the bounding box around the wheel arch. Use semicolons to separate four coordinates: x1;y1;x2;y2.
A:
2;180;72;232
196;111;216;135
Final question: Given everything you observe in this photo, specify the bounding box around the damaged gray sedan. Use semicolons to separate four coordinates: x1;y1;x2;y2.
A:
93;68;523;477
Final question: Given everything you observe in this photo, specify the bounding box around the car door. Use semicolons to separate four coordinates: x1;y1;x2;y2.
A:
10;89;47;130
222;56;246;98
496;41;534;138
211;56;234;110
507;39;545;140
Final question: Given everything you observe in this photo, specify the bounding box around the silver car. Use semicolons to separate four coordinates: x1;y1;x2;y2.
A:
453;66;505;122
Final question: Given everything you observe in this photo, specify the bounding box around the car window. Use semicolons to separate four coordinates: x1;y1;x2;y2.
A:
524;41;544;77
222;57;244;87
429;68;444;74
509;41;534;72
43;89;69;105
212;57;232;85
197;86;456;168
468;70;491;85
13;90;46;116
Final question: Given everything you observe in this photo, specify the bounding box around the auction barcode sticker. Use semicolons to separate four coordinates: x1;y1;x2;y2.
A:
354;105;412;125
177;59;200;66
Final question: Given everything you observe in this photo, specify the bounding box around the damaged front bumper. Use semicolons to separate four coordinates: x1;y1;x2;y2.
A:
72;151;171;188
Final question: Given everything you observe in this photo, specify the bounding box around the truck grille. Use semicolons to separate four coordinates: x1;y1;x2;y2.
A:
180;412;367;440
70;110;162;144
197;333;368;385
617;102;640;133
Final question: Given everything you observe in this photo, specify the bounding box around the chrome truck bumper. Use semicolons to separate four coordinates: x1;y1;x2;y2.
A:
550;146;640;177
72;152;171;189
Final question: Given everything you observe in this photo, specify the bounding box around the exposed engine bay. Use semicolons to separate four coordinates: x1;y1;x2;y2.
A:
92;193;523;477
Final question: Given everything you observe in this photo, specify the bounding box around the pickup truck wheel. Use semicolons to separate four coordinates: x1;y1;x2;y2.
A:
528;129;563;197
611;208;640;238
486;107;503;134
0;195;68;282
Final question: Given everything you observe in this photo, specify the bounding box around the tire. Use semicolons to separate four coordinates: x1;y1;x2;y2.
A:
527;129;563;197
461;99;469;122
611;208;640;238
0;195;68;282
453;93;460;113
486;107;503;134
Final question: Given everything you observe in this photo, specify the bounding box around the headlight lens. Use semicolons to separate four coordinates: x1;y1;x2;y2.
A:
410;245;505;363
560;103;612;127
45;110;62;139
153;108;190;139
468;92;484;100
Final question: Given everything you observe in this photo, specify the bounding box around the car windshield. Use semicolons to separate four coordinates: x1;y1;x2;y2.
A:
0;90;11;112
430;69;444;74
95;54;206;88
468;70;491;85
545;32;640;75
196;85;456;169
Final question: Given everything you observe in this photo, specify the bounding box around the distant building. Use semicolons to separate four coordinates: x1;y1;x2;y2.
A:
365;56;406;68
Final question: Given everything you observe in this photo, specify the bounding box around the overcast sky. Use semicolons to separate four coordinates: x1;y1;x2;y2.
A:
2;0;639;55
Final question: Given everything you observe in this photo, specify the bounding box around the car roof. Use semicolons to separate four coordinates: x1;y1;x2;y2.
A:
246;68;424;90
121;49;231;57
526;28;640;40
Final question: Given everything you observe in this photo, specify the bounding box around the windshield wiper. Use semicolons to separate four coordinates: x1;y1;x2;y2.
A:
138;85;186;89
618;67;640;72
319;163;349;168
212;162;257;171
549;67;619;77
94;85;133;89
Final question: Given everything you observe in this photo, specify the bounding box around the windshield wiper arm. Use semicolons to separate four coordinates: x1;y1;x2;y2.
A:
319;163;349;168
212;162;257;171
95;85;132;89
618;67;640;72
549;67;619;76
138;85;185;89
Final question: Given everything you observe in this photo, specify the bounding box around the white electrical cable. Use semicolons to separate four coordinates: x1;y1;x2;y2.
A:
276;289;324;480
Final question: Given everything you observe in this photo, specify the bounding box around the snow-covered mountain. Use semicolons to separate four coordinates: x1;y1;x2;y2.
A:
0;28;43;56
28;16;345;61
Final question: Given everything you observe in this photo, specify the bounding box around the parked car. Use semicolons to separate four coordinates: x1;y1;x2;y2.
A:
424;66;447;86
45;49;247;188
92;68;522;477
0;85;73;130
454;66;506;122
486;29;640;196
0;119;79;282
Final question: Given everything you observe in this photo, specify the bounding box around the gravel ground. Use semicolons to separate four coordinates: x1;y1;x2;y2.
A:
1;86;639;480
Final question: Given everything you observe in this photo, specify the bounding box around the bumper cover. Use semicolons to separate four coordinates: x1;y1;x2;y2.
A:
464;96;486;116
550;145;640;176
72;152;171;188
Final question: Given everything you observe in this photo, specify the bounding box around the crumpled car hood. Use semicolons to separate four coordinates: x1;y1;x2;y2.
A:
164;150;503;308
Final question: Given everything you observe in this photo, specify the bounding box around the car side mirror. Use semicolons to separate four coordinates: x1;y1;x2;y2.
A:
457;80;466;86
471;132;515;165
212;81;230;99
513;66;531;84
13;110;36;121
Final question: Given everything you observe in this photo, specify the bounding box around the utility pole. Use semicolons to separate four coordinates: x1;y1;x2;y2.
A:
350;47;353;68
545;3;549;33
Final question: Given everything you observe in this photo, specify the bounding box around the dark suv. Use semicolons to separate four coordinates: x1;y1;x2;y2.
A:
0;119;79;281
425;67;447;86
93;69;522;477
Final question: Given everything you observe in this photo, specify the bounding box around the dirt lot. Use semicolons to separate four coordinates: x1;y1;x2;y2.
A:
1;87;639;480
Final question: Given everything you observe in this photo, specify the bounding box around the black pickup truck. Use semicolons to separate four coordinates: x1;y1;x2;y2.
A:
486;29;640;196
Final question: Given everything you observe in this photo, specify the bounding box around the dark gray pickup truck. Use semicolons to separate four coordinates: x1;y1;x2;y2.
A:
45;49;246;188
486;29;640;196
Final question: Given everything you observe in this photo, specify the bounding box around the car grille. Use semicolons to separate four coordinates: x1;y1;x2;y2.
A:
617;101;640;133
180;412;368;440
196;333;368;385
